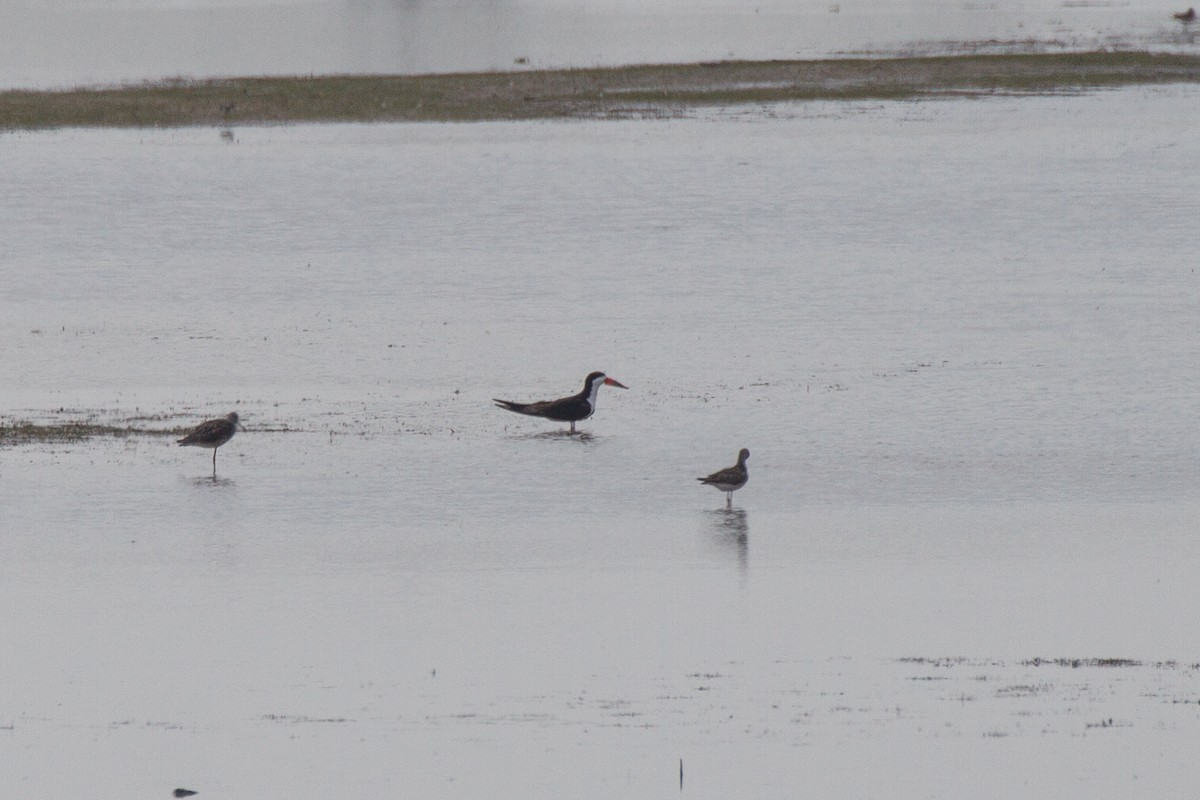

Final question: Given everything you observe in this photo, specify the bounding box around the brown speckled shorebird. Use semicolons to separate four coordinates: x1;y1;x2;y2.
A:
177;412;239;475
1174;7;1196;21
698;448;750;508
493;371;627;433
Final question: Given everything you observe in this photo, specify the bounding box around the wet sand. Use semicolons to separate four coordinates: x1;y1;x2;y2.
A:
3;51;1200;128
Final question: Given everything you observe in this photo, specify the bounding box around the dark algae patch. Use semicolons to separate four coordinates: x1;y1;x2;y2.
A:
3;51;1199;129
0;422;148;445
1;416;197;446
1022;657;1200;670
0;416;294;445
1024;657;1144;669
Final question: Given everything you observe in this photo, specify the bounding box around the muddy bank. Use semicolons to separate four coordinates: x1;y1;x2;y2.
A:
2;51;1199;129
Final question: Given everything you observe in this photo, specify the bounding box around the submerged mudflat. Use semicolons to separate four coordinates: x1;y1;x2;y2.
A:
3;50;1200;128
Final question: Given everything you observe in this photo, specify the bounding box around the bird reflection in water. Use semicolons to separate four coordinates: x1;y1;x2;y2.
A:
706;507;749;573
189;475;236;489
514;429;598;443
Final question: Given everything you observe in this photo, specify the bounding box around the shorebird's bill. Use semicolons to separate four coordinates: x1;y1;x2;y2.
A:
603;377;628;389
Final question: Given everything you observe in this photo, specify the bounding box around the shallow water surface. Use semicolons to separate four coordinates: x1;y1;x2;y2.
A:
3;88;1200;797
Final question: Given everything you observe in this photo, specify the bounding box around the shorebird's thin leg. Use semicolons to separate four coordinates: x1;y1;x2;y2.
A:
570;421;576;434
212;448;218;476
726;492;732;509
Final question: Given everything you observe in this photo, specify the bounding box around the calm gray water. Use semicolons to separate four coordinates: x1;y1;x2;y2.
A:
3;87;1200;797
3;0;1199;88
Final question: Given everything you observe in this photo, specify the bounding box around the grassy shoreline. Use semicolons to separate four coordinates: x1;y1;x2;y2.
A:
3;51;1200;129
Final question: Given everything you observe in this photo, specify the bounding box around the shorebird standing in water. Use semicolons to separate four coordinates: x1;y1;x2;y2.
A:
493;371;628;433
177;412;240;475
1175;7;1196;21
698;448;750;508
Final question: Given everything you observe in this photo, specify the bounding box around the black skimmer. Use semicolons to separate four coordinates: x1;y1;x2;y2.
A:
177;412;239;475
493;371;628;433
1175;7;1196;21
698;448;750;508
